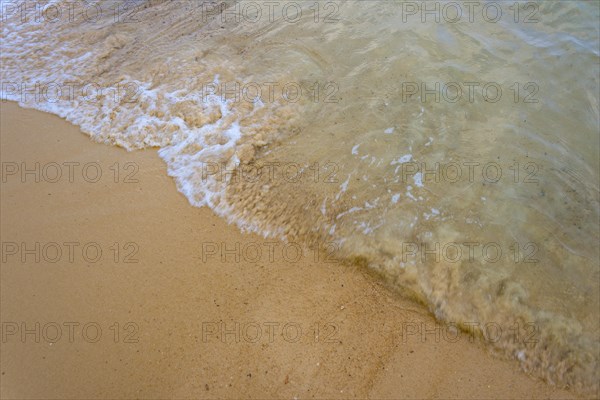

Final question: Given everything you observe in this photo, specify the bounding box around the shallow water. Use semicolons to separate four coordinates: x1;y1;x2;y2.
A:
2;0;599;393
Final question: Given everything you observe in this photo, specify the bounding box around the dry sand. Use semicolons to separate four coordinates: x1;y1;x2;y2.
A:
0;101;582;398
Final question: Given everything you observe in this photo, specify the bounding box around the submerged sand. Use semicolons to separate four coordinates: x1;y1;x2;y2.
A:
0;102;584;398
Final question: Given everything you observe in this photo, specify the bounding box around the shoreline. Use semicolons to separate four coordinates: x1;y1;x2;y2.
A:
0;101;582;398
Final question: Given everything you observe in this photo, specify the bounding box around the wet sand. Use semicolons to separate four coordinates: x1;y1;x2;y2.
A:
0;101;581;399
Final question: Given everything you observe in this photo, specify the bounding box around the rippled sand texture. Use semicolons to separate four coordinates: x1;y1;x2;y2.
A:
2;0;599;394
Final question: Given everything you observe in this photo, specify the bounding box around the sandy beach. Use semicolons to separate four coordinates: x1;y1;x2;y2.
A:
0;101;583;398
